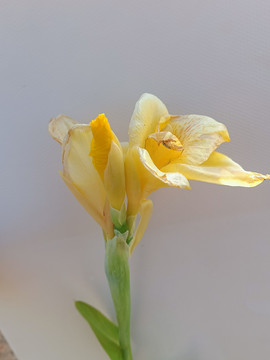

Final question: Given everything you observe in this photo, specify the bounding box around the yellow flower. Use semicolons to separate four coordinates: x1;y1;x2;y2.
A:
49;95;269;253
49;113;126;239
125;93;270;251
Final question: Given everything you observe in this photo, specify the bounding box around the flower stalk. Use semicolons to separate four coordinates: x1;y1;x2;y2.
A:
105;232;132;360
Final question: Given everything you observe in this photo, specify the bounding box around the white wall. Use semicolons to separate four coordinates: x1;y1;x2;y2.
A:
1;1;270;359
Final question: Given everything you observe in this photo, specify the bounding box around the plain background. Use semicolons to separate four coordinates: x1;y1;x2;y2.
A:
1;1;270;359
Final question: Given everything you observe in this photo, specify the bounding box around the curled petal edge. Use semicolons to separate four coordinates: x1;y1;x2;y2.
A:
49;114;77;145
162;151;270;187
137;147;191;192
128;93;169;148
167;114;230;165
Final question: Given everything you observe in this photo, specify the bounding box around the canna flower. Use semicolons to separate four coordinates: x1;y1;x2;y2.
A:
49;112;133;359
125;93;270;251
49;96;269;360
49;113;126;239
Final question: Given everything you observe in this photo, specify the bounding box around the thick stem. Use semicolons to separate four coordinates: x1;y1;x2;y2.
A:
105;234;132;360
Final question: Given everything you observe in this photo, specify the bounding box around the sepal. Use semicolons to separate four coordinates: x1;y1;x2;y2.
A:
110;202;126;229
130;199;153;254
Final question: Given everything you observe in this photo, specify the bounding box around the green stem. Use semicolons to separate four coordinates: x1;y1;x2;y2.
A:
105;233;133;360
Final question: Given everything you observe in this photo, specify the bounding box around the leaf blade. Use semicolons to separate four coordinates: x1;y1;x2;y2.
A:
75;301;122;360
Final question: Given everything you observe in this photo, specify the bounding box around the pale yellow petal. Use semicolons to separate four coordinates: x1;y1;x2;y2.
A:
166;115;230;165
121;141;129;157
130;199;153;254
128;93;169;147
126;146;189;216
162;151;270;187
138;147;190;194
59;171;105;228
49;114;77;145
104;141;126;211
62;124;113;235
125;147;142;216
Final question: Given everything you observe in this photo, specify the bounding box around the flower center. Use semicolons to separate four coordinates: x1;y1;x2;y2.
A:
145;131;183;169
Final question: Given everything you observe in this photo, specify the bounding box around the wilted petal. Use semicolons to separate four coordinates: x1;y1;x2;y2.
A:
162;151;270;187
49;114;77;145
128;93;169;147
125;146;189;217
166;115;230;165
62;124;113;234
137;147;190;197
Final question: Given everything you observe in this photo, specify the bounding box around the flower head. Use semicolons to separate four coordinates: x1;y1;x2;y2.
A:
49;94;269;252
124;94;270;251
126;93;269;210
49;113;126;239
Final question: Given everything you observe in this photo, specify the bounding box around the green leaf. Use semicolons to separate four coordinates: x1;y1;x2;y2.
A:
75;301;123;360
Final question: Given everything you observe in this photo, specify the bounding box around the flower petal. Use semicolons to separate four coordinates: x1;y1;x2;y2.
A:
126;147;190;212
62;124;113;235
104;141;126;211
128;93;169;147
166;115;230;165
125;147;142;216
90;114;113;180
125;146;190;217
120;141;129;157
59;171;105;228
138;147;190;191
130;199;153;254
162;151;270;187
49;114;77;145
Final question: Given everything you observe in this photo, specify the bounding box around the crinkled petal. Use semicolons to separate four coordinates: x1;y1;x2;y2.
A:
128;93;169;147
49;114;77;145
62;124;113;235
166;115;230;165
137;147;190;197
125;146;190;217
162;151;270;187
